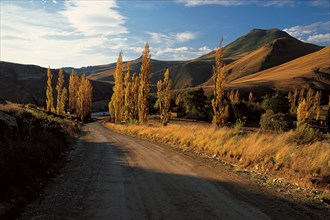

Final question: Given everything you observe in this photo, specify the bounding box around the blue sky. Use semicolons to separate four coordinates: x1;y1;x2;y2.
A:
1;0;329;68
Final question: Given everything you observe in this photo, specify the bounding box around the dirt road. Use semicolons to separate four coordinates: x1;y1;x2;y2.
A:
20;121;326;219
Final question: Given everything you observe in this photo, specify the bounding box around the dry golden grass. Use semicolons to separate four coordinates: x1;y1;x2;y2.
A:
105;121;330;189
231;46;330;90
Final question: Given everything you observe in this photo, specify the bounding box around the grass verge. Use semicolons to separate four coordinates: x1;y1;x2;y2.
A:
105;121;330;191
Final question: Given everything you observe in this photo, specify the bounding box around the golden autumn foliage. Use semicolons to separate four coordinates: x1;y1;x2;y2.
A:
248;91;254;105
297;99;308;127
109;52;124;123
228;90;239;103
157;68;172;126
123;63;134;122
77;75;93;121
46;66;54;113
61;87;68;114
212;43;229;127
56;68;66;115
138;43;152;124
131;73;140;120
69;69;79;113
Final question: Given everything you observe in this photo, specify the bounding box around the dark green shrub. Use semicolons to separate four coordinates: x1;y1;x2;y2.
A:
260;110;293;132
262;93;289;113
181;88;208;120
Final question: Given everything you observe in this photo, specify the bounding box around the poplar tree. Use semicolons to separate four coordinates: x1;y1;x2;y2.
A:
248;91;254;105
138;43;152;124
212;42;229;127
56;68;65;115
298;88;305;104
229;90;235;103
314;91;321;120
157;68;172;126
123;63;133;122
297;99;308;127
234;90;240;103
293;88;299;109
109;52;124;123
306;88;314;110
69;69;79;113
132;73;140;120
46;66;54;113
61;87;68;114
77;75;93;121
288;91;295;112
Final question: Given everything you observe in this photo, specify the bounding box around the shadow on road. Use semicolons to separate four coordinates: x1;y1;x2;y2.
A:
17;126;329;220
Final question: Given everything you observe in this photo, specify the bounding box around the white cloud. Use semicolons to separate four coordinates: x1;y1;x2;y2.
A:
306;33;330;44
177;0;294;7
0;1;212;67
148;31;198;46
283;21;330;44
0;1;130;68
309;0;330;7
60;0;128;37
151;46;211;60
198;46;211;52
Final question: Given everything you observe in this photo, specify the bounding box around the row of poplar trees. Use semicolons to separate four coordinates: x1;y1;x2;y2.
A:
109;41;226;127
109;43;172;126
45;67;93;120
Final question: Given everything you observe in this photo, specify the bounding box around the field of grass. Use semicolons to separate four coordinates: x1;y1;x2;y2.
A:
105;120;330;190
0;102;80;218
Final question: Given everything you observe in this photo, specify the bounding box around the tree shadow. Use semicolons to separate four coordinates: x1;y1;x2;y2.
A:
16;129;330;220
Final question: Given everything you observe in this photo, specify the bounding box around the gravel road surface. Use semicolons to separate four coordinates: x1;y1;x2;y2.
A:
20;121;326;219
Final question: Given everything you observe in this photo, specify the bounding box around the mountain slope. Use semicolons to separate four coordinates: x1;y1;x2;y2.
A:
198;28;297;62
203;36;322;85
229;46;330;92
0;61;113;105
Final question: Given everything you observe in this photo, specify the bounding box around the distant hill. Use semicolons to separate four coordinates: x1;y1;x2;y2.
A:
0;61;113;106
229;46;330;95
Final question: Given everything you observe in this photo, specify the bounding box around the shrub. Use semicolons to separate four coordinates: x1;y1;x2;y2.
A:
288;123;320;145
260;110;293;132
262;93;289;113
0;103;79;204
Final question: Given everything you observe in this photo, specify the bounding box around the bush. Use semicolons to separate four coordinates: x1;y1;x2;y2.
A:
262;93;289;113
260;110;293;132
288;123;320;145
0;103;79;204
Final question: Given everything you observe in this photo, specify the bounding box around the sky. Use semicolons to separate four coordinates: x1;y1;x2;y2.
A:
0;0;329;68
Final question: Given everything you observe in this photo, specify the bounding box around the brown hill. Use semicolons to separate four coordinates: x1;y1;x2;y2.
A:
0;61;113;106
229;46;330;94
203;36;322;86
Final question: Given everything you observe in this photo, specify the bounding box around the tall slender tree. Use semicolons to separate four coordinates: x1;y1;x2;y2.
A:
46;66;54;113
131;73;140;120
212;41;229;127
69;69;79;113
77;75;93;121
248;91;254;105
109;52;124;123
61;87;68;114
123;62;133;122
56;68;65;115
138;43;152;124
157;68;172;126
297;99;308;127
